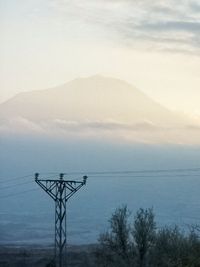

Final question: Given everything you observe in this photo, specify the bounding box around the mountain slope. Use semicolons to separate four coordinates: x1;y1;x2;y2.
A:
0;75;187;127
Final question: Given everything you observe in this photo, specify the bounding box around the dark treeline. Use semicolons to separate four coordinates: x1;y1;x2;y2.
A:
95;206;200;267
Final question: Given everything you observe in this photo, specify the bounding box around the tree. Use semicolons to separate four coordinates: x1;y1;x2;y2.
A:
151;226;200;267
96;205;131;267
45;259;56;267
96;206;156;267
96;206;200;267
132;208;156;267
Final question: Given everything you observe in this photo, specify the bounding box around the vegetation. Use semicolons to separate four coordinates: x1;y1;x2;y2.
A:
96;206;200;267
1;207;200;267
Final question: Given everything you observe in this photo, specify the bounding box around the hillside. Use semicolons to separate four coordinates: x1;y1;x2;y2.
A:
0;76;187;124
0;75;195;143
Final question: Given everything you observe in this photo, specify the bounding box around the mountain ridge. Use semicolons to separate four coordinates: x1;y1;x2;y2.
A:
0;75;183;124
1;75;197;144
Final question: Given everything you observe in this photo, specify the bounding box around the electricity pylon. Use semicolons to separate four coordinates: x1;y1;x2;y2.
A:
35;173;87;267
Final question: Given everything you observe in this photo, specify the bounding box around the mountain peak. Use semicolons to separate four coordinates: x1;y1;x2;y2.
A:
0;76;180;123
0;76;191;143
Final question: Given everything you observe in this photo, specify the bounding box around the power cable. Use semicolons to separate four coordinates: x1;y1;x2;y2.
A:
0;174;33;183
0;180;34;191
0;188;38;199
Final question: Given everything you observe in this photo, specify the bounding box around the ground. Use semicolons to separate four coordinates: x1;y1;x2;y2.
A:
0;244;96;267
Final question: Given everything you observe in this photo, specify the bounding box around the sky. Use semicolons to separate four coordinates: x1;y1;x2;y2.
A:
1;2;200;237
0;0;200;115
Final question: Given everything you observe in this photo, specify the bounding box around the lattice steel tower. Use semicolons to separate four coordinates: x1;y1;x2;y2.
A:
35;173;87;267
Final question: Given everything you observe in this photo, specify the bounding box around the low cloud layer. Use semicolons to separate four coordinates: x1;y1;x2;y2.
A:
1;117;200;145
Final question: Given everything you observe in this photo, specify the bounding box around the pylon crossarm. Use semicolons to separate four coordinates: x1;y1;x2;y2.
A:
64;180;83;190
35;180;57;201
65;183;84;201
65;183;77;192
37;179;59;192
67;180;85;190
64;180;83;184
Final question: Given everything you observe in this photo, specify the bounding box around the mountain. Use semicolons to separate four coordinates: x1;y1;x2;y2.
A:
0;75;195;143
0;76;186;123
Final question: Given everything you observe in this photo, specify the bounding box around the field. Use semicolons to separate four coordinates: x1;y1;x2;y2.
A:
0;245;96;267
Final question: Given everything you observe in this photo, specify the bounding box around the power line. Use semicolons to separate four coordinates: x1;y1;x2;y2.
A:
0;188;38;199
88;174;200;179
0;172;200;191
52;167;200;176
0;174;33;183
86;168;200;175
0;174;199;201
0;167;200;183
0;167;199;196
0;180;34;191
0;174;56;186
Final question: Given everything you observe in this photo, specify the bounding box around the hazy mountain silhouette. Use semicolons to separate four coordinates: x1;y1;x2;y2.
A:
0;75;188;127
2;75;199;145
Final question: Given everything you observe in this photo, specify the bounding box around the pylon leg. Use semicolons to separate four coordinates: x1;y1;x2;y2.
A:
55;185;67;267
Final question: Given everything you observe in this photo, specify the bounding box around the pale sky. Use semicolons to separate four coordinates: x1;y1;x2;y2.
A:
1;0;200;115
